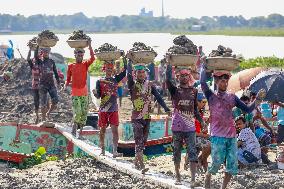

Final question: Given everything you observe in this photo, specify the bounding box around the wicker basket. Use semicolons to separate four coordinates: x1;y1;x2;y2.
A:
37;38;58;47
206;57;240;71
168;54;199;66
95;51;122;61
67;40;88;48
127;51;156;64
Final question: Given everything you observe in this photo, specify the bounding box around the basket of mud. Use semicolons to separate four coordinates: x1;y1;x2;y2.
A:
37;30;59;47
167;54;199;66
95;51;122;61
37;38;58;47
67;30;91;48
206;57;240;71
67;40;89;48
127;50;156;64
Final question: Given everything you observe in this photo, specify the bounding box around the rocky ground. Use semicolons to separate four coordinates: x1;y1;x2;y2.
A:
0;158;164;189
1;59;284;189
0;58;95;124
144;152;284;189
0;58;169;124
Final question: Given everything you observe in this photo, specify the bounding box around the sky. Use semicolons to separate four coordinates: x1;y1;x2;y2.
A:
0;0;284;19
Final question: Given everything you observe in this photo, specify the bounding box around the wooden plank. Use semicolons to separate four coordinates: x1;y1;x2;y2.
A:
55;123;202;189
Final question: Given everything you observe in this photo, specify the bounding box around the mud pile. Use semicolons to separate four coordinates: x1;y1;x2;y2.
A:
0;158;164;189
0;58;73;124
209;45;237;58
68;30;91;40
167;35;198;55
94;43;118;53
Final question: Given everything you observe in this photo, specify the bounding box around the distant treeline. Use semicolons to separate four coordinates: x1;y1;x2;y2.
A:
1;12;284;32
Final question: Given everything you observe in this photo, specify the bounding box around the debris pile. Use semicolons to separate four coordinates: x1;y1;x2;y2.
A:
68;30;91;40
38;30;59;41
0;58;73;124
209;45;237;58
167;35;198;55
94;43;118;53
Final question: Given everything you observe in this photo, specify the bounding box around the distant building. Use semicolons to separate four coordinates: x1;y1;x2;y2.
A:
139;8;153;17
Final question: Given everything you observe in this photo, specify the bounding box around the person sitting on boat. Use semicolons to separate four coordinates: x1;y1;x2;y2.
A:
166;64;205;186
27;46;42;123
235;116;262;166
65;40;95;137
200;64;266;189
93;57;127;158
34;46;61;121
127;60;170;173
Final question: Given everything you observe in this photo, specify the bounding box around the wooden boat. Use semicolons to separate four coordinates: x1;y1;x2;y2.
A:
118;115;176;157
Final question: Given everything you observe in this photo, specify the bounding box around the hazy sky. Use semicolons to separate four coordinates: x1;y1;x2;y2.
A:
1;0;284;18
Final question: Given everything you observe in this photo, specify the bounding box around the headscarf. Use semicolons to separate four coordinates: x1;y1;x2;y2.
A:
102;62;114;72
134;64;149;72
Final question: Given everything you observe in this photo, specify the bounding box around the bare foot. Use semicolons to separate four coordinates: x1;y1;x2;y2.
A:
175;179;182;185
141;167;149;174
100;149;105;156
175;174;181;185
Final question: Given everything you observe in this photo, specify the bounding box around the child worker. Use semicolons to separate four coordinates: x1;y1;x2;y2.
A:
166;64;206;186
200;63;266;189
65;40;95;138
127;60;170;173
93;57;127;158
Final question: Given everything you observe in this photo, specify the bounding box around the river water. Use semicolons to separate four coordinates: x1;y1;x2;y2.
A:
0;33;284;59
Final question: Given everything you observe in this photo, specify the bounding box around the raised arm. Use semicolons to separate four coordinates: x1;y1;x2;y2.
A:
114;57;127;83
127;60;135;92
86;41;95;67
27;49;33;69
200;64;213;100
151;85;170;112
166;64;177;96
34;46;40;62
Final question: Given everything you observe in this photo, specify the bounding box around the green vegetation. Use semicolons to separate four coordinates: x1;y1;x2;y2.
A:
88;59;104;76
1;13;284;36
174;28;284;37
238;56;284;70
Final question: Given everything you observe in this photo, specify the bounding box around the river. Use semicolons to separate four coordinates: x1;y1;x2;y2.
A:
0;33;284;59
